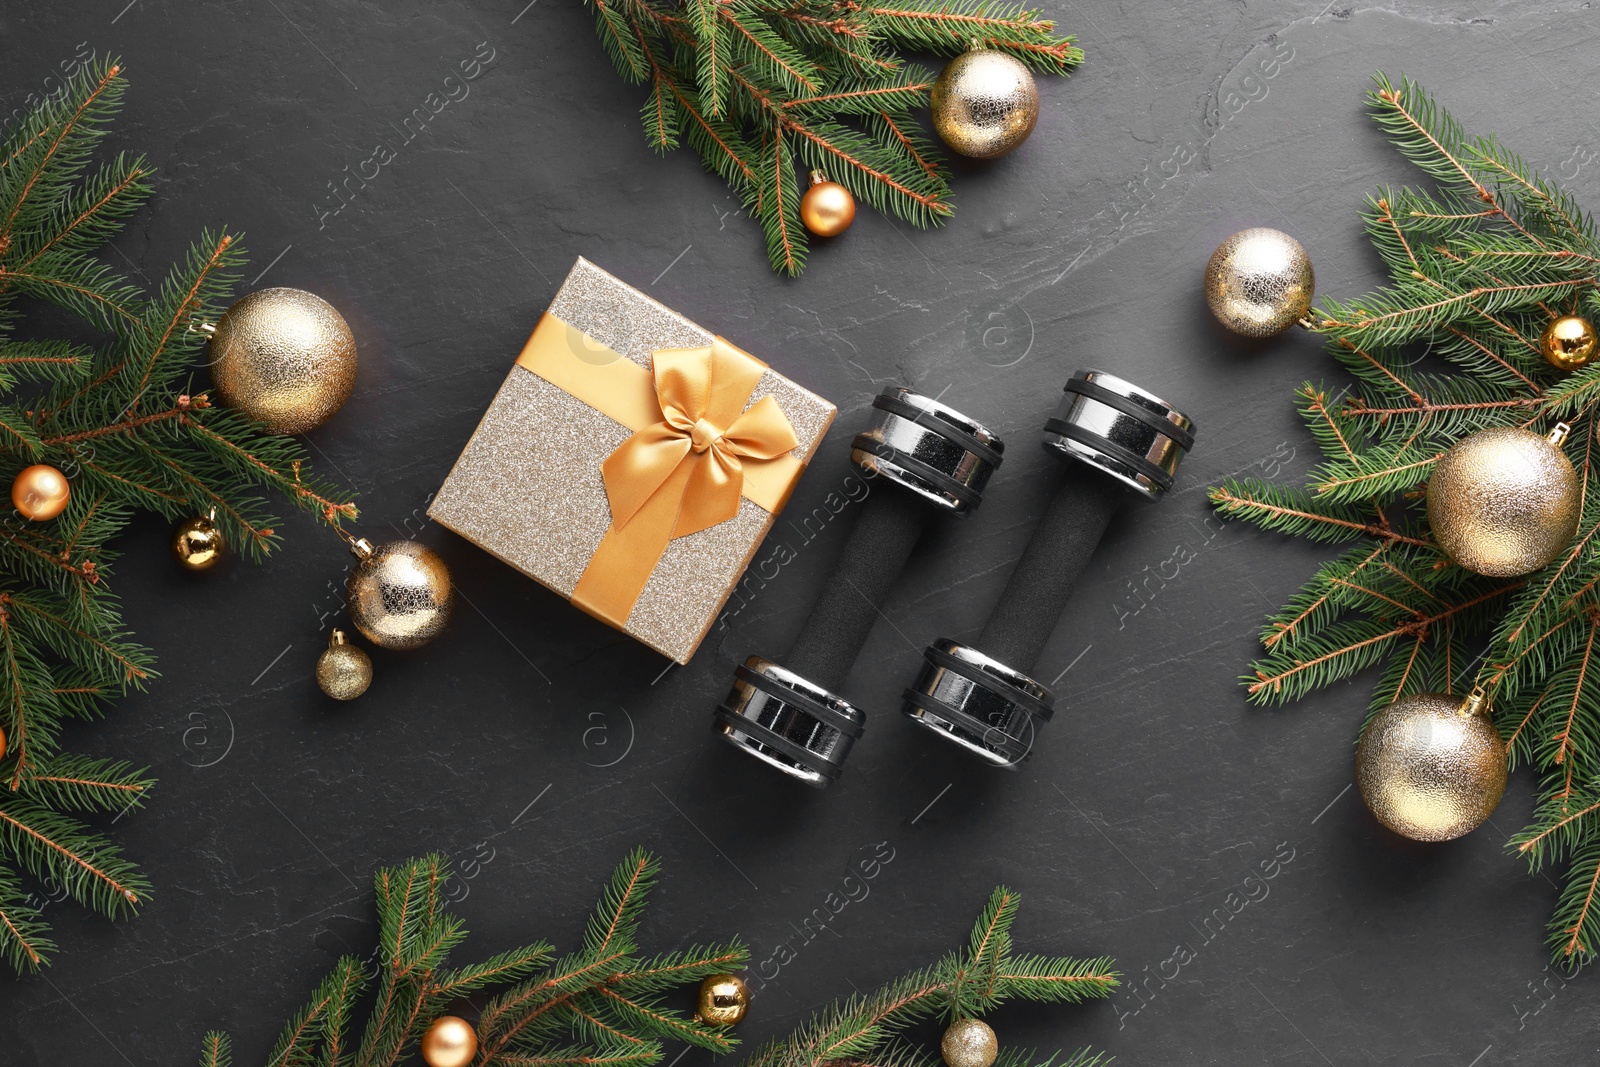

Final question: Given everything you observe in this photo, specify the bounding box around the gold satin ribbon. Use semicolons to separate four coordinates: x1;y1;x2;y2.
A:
517;313;802;629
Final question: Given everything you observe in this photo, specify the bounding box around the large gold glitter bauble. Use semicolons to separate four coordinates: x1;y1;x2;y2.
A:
1356;690;1507;842
694;974;750;1026
172;513;225;571
316;629;373;700
941;1018;998;1067
930;49;1039;159
11;464;70;521
1541;314;1599;371
346;538;453;650
419;1015;478;1067
208;287;357;434
1203;227;1314;337
1426;424;1579;577
800;171;856;237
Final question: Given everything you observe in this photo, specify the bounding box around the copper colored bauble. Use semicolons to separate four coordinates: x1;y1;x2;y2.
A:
1426;424;1579;576
315;629;373;700
419;1015;478;1067
1541;314;1599;371
800;171;856;237
11;464;70;521
1204;227;1315;337
941;1018;998;1067
172;512;225;571
930;48;1039;159
346;538;453;650
1356;689;1507;842
694;973;750;1026
207;287;357;434
0;725;7;761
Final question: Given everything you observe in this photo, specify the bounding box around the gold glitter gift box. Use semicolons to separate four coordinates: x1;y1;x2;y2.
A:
428;258;836;663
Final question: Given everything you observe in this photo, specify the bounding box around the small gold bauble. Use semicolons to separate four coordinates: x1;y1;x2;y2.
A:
694;973;750;1026
1426;424;1579;577
1356;690;1507;842
1541;314;1599;371
316;629;373;700
930;48;1039;159
346;538;453;651
11;464;70;521
208;287;357;434
172;513;225;571
0;725;7;761
800;172;856;237
941;1018;998;1067
1204;227;1314;337
419;1015;478;1067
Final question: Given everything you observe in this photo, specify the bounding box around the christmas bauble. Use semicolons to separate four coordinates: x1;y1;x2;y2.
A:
209;287;357;434
419;1015;478;1067
1355;690;1507;842
694;973;750;1026
346;538;453;650
11;464;70;521
941;1018;998;1067
1426;425;1579;576
1541;314;1598;371
172;513;225;571
1204;227;1314;337
930;48;1039;159
0;725;7;761
316;629;373;700
800;172;856;237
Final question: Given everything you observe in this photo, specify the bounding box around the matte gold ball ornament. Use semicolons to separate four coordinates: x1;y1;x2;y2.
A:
172;511;225;571
1204;227;1315;337
694;973;750;1026
206;287;357;434
1426;423;1579;577
419;1015;478;1067
941;1018;998;1067
1541;314;1599;371
930;45;1039;159
315;629;373;700
800;171;856;237
346;537;454;650
1356;688;1508;842
11;464;70;521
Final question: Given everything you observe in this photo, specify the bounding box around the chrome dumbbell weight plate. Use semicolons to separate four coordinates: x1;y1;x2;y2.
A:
901;639;1054;767
852;388;1004;516
1042;370;1195;500
714;657;866;788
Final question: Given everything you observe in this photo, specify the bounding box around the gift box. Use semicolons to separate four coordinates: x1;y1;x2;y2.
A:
428;258;837;663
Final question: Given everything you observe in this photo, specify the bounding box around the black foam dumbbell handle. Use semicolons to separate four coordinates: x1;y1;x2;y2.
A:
974;468;1124;674
784;486;929;692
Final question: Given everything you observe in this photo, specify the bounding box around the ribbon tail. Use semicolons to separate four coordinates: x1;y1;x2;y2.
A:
574;460;696;629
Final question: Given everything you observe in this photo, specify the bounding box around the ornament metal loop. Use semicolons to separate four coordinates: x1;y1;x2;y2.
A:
1549;422;1572;447
1462;685;1489;717
851;388;1004;517
1042;369;1195;500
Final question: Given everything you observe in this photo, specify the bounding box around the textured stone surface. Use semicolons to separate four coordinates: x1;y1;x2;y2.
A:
4;2;1598;1064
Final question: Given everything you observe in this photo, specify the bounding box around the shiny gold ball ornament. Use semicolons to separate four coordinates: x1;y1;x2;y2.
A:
207;287;357;434
694;973;750;1026
11;464;70;521
930;47;1039;159
941;1018;998;1067
346;538;454;650
315;629;373;700
172;512;225;571
418;1015;478;1067
1541;314;1599;371
1203;227;1315;337
800;171;856;237
1426;424;1579;577
1356;688;1507;842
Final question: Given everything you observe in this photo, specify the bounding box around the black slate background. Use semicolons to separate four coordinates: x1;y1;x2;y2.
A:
5;1;1599;1064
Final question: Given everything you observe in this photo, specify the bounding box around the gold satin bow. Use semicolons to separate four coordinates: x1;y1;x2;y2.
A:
570;338;798;629
601;345;799;539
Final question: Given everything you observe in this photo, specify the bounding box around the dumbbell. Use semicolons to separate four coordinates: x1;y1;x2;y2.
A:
714;387;1004;788
900;369;1195;766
